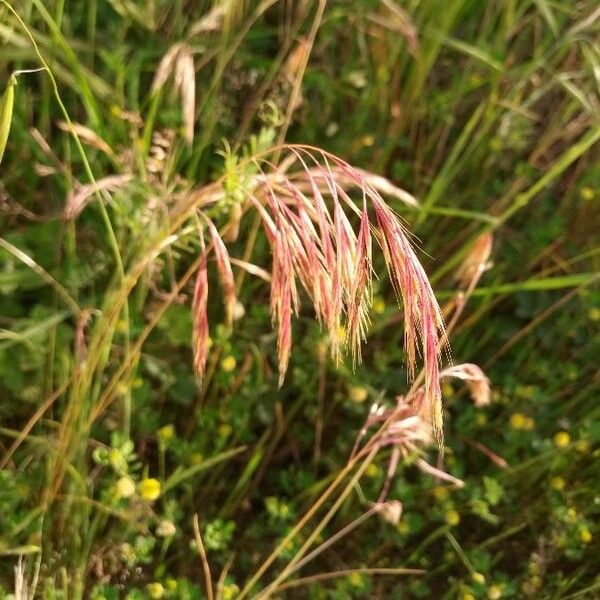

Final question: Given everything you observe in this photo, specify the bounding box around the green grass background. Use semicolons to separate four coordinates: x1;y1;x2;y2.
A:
0;1;599;598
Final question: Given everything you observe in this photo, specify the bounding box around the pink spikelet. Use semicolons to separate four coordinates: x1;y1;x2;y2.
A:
347;202;372;364
372;196;444;436
206;218;236;327
192;246;209;382
271;222;297;388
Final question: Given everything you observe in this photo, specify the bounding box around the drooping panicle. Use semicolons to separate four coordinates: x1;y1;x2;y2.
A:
190;144;446;433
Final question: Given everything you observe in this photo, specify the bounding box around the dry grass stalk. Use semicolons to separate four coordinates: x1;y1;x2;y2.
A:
64;174;132;220
350;396;463;502
455;231;493;289
152;43;196;145
371;0;419;56
191;145;445;433
56;121;114;156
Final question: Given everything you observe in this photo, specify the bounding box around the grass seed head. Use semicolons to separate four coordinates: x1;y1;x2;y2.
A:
192;145;445;431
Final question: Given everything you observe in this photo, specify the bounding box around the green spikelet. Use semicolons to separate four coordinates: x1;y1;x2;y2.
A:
0;75;16;165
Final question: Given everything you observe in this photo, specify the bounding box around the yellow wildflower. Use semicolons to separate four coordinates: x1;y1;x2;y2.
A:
221;355;237;372
158;424;175;442
433;486;449;502
115;476;136;499
218;423;232;438
362;135;375;147
580;528;592;544
523;416;535;431
221;584;240;600
365;463;381;478
146;583;164;599
373;297;386;314
397;520;410;535
348;385;369;403
445;510;460;526
553;431;570;449
487;584;503;599
509;413;527;430
138;478;161;501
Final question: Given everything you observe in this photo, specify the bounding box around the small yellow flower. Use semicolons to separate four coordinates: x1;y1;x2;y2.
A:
348;572;364;587
516;385;535;400
190;452;203;465
553;431;571;449
361;135;375;147
580;528;592;544
550;477;565;491
116;382;129;396
522;576;542;595
165;578;178;591
116;319;129;333
373;297;386;314
575;440;590;454
433;486;449;502
509;413;527;430
523;416;535;431
476;413;488;426
146;583;164;599
566;508;578;522
462;593;476;600
138;478;161;501
579;186;595;200
487;584;503;599
445;510;461;526
221;584;240;600
218;423;232;438
348;385;369;403
221;355;237;372
115;476;136;499
365;463;381;478
158;424;175;442
588;307;600;321
397;520;410;534
472;572;486;584
441;381;455;397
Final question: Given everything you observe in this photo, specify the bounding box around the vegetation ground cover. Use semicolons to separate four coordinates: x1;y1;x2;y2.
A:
0;1;599;598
